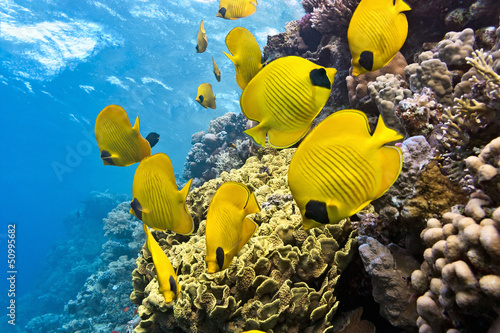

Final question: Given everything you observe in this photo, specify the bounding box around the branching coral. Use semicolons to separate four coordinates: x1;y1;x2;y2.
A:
437;49;500;152
466;49;500;101
131;149;358;333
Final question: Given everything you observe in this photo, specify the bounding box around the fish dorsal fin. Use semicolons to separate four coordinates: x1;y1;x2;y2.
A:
132;115;140;132
372;114;404;147
237;217;258;253
180;178;193;201
394;0;411;13
244;192;260;215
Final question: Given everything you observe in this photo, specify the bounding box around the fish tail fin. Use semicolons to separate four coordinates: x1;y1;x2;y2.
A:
372;114;404;146
238;217;258;252
394;0;411;12
244;123;267;147
133;115;140;132
180;178;193;200
375;146;403;199
244;192;260;215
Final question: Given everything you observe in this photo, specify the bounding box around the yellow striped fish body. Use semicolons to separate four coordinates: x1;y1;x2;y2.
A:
348;0;411;76
223;27;262;90
130;153;194;235
217;0;257;20
288;110;403;230
212;56;221;82
94;105;151;166
196;20;207;53
241;56;337;148
205;181;260;273
142;223;180;303
196;83;216;109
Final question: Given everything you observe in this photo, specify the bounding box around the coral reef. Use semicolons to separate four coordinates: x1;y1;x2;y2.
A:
410;136;500;332
131;149;358;332
358;236;420;331
183;112;257;188
24;199;143;333
436;28;475;69
396;87;445;138
405;56;454;105
346;52;408;110
367;73;411;134
20;192;127;330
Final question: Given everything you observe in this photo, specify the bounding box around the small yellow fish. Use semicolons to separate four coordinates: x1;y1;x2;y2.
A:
196;83;216;109
196;20;207;53
130;153;194;235
348;0;411;76
205;182;260;273
242;331;266;333
288;110;403;230
212;56;221;82
142;223;180;303
217;0;257;20
223;27;262;90
94;105;152;166
240;56;337;148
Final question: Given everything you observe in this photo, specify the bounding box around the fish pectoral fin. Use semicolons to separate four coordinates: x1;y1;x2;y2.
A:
267;126;309;149
244;123;267;147
238;217;258;252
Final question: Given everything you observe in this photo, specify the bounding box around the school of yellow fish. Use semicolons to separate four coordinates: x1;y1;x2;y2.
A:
93;0;409;315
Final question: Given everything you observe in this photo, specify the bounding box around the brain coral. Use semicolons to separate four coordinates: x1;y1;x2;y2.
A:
130;149;357;333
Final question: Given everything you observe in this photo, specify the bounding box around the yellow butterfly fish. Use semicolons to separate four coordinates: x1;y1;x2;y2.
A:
94;105;156;166
348;0;411;76
142;223;180;303
223;27;262;90
288;110;403;230
196;83;216;109
217;0;257;20
130;153;194;235
205;182;260;273
196;20;207;53
212;56;221;82
241;56;337;148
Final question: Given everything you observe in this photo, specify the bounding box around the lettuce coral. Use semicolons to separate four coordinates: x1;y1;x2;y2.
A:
130;149;358;333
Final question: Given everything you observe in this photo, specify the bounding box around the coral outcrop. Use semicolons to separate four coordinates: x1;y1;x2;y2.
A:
131;149;358;332
411;137;500;332
183;112;257;188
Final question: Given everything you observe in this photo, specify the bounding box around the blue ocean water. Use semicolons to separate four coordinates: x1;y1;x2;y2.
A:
0;0;302;330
